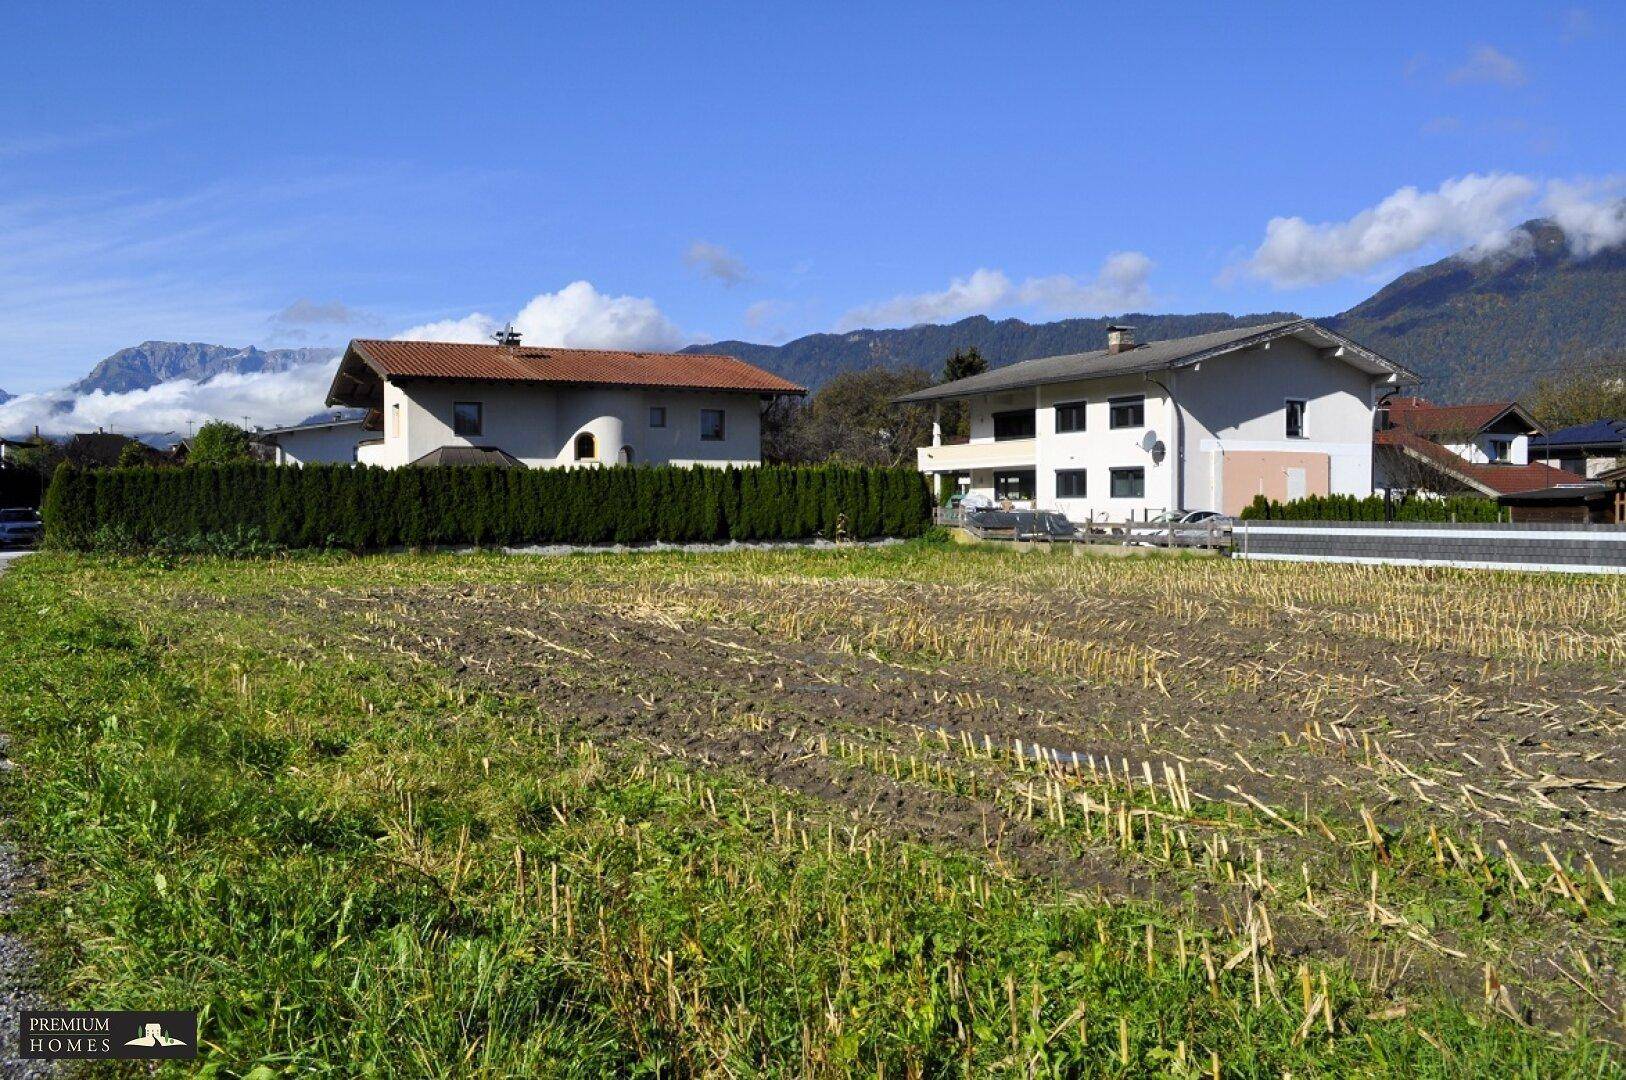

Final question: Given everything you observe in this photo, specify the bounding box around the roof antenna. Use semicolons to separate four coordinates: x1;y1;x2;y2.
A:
492;323;521;349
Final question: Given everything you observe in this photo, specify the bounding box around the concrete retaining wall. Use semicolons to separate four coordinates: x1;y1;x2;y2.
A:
1233;520;1626;574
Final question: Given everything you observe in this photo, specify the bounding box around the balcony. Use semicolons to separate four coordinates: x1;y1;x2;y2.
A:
916;438;1037;473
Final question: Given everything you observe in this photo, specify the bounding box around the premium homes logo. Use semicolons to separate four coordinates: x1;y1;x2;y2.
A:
19;1010;197;1061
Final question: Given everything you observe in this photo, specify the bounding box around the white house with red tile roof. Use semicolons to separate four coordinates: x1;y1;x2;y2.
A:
1373;396;1577;497
325;336;805;469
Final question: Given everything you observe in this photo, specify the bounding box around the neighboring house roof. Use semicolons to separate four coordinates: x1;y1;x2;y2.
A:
255;417;366;439
892;319;1419;404
1376;429;1579;495
65;432;137;467
1382;397;1540;438
409;445;526;468
1528;418;1626;452
327;339;806;407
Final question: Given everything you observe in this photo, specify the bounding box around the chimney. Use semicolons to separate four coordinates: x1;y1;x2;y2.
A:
492;323;522;350
1106;324;1136;354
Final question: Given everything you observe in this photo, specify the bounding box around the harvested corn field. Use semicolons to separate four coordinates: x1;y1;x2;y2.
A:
1;544;1622;1075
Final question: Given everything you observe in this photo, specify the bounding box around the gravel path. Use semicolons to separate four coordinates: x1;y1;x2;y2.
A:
0;551;55;1078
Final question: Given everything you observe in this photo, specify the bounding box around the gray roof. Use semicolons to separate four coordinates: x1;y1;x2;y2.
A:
409;445;526;468
256;417;366;438
892;319;1418;404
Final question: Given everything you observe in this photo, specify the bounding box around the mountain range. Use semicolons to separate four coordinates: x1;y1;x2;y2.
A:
1323;218;1625;401
685;217;1623;401
18;214;1626;412
71;342;339;395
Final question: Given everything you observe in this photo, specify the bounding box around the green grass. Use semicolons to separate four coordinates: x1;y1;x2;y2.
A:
0;550;1619;1077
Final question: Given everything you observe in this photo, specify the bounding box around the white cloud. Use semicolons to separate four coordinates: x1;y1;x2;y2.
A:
1448;45;1528;87
838;254;1154;329
684;241;749;286
0;360;339;437
743;299;790;330
271;298;370;326
1242;173;1539;287
841;268;1013;328
394;312;502;343
396;281;685;351
1540;178;1626;257
1016;252;1154;314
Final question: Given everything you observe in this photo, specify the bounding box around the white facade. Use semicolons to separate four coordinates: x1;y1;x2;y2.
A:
262;419;368;465
1428;433;1531;468
358;379;766;469
918;334;1396;519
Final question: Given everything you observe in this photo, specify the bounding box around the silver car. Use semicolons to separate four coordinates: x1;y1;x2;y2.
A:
0;507;42;547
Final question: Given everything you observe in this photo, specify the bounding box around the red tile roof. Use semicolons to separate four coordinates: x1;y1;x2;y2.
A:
1376;429;1579;495
347;339;805;395
1383;396;1531;437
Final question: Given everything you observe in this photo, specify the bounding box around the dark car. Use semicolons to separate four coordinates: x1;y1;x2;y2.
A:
0;507;42;547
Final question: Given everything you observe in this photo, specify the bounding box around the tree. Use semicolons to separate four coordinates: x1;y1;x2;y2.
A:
938;347;988;438
188;421;254;466
117;440;154;468
8;435;63;480
1527;358;1626;430
765;367;934;467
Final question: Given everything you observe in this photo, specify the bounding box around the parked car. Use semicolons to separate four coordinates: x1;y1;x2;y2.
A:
1137;509;1232;546
0;507;42;547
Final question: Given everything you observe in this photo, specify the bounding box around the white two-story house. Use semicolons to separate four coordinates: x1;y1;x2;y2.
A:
896;320;1420;519
324;337;805;468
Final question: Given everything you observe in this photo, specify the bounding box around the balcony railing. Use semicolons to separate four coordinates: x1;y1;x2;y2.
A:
916;438;1036;472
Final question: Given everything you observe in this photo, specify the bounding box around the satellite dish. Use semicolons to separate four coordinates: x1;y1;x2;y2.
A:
1151;441;1167;465
1140;430;1159;452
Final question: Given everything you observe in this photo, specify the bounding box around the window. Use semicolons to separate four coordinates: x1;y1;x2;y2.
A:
618;445;634;464
1055;401;1087;433
992;410;1036;441
1109;467;1145;498
993;470;1035;501
1108;395;1145;429
1285;399;1306;439
390;403;401;437
1056;469;1087;498
1487;437;1511;462
649;406;666;428
700;409;726;441
574;432;597;460
452;401;483;437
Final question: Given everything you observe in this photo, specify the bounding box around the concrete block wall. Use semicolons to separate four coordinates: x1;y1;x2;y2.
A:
1233;520;1626;574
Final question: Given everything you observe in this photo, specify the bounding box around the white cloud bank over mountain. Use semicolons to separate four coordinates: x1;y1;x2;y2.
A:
0;281;692;436
0;359;340;437
838;252;1154;330
1242;173;1625;287
397;281;686;351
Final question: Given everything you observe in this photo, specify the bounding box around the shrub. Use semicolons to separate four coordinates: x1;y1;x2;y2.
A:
43;462;935;554
1238;492;1503;522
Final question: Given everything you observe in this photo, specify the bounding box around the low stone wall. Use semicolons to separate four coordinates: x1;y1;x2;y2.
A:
1232;520;1626;574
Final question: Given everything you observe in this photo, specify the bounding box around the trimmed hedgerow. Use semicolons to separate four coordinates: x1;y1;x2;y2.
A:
1238;492;1503;522
42;461;934;552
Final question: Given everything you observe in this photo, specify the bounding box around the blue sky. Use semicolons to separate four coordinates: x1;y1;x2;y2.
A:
0;1;1621;404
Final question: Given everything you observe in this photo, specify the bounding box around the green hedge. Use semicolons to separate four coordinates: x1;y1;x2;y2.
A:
43;462;935;553
1238;492;1503;522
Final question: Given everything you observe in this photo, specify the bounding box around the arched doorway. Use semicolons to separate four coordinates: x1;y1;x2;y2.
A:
618;445;634;464
574;432;597;461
